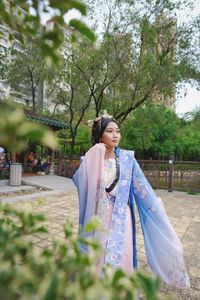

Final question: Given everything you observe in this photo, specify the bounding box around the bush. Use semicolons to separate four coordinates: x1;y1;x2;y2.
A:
0;203;174;300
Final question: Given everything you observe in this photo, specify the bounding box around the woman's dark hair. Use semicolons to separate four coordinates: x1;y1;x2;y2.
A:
91;117;119;145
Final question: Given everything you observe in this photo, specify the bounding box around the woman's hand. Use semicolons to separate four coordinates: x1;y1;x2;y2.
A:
98;143;110;159
91;143;114;159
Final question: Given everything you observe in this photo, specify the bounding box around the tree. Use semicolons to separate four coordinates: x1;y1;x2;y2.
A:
120;104;181;159
176;109;200;160
68;30;136;120
120;104;200;160
7;39;46;111
45;39;94;157
71;0;200;122
0;0;95;160
45;3;198;154
45;32;134;155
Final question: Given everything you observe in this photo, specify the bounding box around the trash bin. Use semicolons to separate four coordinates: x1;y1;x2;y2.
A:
9;163;22;186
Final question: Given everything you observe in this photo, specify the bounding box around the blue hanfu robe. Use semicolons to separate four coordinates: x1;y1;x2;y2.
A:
73;144;190;289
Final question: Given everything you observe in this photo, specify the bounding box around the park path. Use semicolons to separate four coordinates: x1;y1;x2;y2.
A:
1;175;200;300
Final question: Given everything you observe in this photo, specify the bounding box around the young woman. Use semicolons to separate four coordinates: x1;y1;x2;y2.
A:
72;112;190;289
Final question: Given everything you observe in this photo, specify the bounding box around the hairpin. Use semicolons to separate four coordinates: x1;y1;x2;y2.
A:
87;110;113;127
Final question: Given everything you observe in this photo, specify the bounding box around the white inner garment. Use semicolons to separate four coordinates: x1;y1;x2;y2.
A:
104;158;118;197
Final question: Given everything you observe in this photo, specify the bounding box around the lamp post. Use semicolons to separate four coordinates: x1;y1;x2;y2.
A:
168;154;174;192
49;149;55;175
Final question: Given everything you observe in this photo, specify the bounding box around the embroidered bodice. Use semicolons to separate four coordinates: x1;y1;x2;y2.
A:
104;158;118;196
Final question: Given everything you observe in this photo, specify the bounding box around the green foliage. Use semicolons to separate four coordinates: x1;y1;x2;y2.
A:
83;0;200;122
7;39;46;110
0;46;8;81
2;0;200;152
120;104;180;159
175;110;200;160
76;125;91;149
0;101;57;152
45;39;98;154
120;104;200;160
69;19;96;42
0;203;173;300
0;0;95;65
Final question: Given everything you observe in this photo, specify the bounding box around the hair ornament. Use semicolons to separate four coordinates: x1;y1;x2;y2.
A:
87;119;94;127
87;110;113;127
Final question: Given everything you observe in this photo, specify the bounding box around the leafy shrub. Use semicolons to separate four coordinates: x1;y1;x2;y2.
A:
0;203;175;300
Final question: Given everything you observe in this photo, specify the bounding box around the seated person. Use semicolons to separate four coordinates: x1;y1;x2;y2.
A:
37;156;50;175
0;151;9;179
32;154;41;167
0;152;6;167
26;152;41;172
27;152;34;165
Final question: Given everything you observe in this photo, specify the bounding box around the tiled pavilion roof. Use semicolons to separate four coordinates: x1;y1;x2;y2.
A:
24;109;69;131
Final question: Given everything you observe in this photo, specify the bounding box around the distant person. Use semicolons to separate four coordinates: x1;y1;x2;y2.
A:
27;152;34;165
0;147;5;154
0;147;9;179
0;151;6;167
32;154;40;168
37;155;50;175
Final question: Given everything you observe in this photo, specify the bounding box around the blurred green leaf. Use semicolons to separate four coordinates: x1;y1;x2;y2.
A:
68;0;87;15
135;272;160;300
84;216;101;233
0;202;174;300
0;0;95;65
0;104;58;152
43;273;58;300
69;19;96;42
64;223;73;238
49;0;87;15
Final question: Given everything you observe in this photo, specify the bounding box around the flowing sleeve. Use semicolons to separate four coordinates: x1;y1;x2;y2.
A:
72;156;87;228
72;143;105;229
132;158;190;289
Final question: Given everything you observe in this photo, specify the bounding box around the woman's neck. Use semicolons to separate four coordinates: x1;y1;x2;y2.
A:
105;147;115;159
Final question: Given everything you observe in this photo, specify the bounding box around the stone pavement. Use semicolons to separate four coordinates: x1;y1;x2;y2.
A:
0;175;75;202
1;181;200;299
22;174;75;191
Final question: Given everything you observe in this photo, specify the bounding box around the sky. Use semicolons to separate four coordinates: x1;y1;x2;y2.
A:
41;2;200;117
174;3;200;116
175;84;200;117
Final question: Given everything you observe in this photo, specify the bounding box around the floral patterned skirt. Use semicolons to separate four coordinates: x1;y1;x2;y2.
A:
97;195;133;274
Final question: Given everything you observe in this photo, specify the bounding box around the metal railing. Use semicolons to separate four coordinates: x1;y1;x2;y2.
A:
56;156;200;193
138;159;200;193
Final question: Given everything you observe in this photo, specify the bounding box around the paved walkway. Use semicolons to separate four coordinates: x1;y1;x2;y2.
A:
0;175;75;202
22;174;75;191
1;175;200;299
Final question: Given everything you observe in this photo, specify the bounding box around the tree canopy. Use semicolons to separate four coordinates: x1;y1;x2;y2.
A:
1;0;200;160
120;104;200;160
48;0;200;122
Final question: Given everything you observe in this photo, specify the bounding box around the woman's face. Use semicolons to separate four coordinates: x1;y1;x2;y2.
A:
101;121;121;148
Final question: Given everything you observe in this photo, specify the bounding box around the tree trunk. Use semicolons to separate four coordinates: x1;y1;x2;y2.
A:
11;152;16;163
70;135;76;159
32;89;36;111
